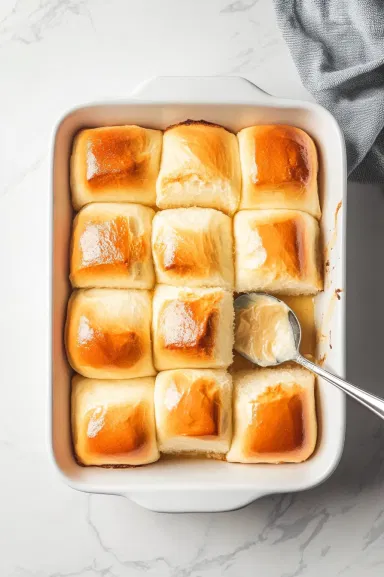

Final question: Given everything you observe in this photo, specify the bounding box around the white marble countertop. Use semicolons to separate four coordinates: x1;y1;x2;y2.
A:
1;1;384;575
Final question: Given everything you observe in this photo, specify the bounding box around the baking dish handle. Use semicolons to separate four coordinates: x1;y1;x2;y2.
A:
130;75;272;103
124;490;264;513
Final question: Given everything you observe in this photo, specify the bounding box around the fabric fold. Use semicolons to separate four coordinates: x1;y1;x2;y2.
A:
273;0;384;182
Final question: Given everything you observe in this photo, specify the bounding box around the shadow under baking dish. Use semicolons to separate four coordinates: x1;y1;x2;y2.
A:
50;91;346;503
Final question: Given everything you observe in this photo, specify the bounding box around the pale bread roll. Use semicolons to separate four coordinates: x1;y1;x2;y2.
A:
152;207;234;289
238;125;320;219
156;121;241;215
227;367;317;463
66;289;155;379
72;375;159;466
152;285;234;371
70;203;155;289
71;125;162;210
234;209;322;295
154;369;232;456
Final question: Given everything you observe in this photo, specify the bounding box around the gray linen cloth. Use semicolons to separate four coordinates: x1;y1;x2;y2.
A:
273;0;384;183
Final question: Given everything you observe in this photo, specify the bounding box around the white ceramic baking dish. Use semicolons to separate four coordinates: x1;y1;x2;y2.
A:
50;76;347;513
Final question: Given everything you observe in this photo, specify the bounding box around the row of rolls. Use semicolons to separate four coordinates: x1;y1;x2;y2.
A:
67;119;322;468
72;367;316;467
71;121;320;218
71;203;323;294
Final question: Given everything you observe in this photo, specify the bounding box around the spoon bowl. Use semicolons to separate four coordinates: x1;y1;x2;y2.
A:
234;292;301;367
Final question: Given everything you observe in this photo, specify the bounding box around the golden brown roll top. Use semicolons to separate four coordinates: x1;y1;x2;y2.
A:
71;125;162;210
234;209;323;295
70;203;155;289
226;367;317;463
152;207;234;289
154;369;232;455
238;125;320;219
152;285;234;371
156;121;241;215
72;375;159;466
66;289;155;379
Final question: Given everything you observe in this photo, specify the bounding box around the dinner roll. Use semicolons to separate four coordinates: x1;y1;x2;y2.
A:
238;125;320;219
227;367;317;463
156;120;241;215
152;285;234;370
154;369;232;456
71;125;162;210
70;203;155;289
66;289;155;379
152;208;234;289
72;375;159;466
234;209;322;295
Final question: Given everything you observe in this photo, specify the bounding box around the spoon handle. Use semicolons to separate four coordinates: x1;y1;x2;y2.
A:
295;354;384;421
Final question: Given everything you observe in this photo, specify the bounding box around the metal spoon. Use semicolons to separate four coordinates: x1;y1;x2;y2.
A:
234;293;384;420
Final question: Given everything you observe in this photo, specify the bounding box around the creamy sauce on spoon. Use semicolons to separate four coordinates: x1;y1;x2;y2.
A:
235;294;297;366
